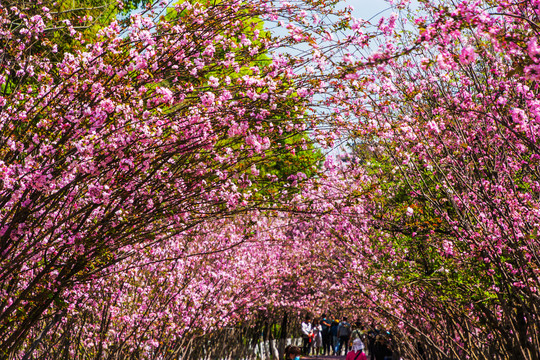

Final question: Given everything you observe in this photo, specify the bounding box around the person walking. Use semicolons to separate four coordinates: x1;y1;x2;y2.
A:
320;314;332;355
336;316;352;356
350;321;363;343
367;325;380;360
373;334;392;360
285;345;302;360
330;317;339;355
312;318;323;355
301;315;313;356
346;338;367;360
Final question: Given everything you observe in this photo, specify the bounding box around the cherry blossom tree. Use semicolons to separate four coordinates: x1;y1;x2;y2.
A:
4;0;540;359
324;0;540;358
0;0;329;356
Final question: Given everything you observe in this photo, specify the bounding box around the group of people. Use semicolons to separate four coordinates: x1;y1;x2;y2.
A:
300;314;352;356
298;314;394;360
286;339;367;360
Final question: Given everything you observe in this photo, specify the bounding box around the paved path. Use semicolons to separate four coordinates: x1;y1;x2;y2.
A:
303;355;346;360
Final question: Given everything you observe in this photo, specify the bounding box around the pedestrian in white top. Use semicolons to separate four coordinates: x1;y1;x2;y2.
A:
301;315;313;355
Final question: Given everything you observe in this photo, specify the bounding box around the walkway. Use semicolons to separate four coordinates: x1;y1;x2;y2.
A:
304;355;346;360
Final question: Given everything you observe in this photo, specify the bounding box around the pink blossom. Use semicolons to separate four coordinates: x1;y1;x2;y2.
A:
527;37;540;63
200;91;216;106
459;45;477;64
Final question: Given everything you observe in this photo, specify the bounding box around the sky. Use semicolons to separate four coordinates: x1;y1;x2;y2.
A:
348;0;393;22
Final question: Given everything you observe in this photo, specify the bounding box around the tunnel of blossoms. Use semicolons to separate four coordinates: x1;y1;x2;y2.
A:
1;0;539;359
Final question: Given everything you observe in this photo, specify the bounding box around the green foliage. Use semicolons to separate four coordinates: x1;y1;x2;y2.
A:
156;1;323;201
259;133;323;194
